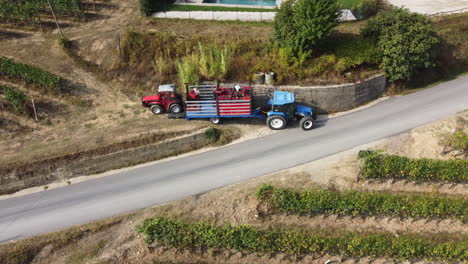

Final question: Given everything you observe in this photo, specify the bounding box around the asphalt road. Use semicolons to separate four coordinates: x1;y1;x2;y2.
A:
0;75;467;243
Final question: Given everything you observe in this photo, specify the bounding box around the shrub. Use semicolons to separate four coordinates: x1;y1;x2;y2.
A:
197;42;231;81
204;127;221;143
361;8;440;82
137;217;467;261
0;57;61;93
256;185;467;220
358;151;467;182
176;55;200;86
450;130;468;153
273;0;340;59
351;0;379;19
1;86;27;113
140;0;174;16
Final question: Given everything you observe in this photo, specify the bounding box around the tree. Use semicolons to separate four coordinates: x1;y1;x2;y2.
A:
273;0;340;59
362;8;440;82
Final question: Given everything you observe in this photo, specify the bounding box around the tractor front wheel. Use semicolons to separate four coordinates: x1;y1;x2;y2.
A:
151;105;163;115
267;115;287;130
300;117;314;131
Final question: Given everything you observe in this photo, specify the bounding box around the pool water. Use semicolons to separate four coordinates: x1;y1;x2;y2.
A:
203;0;277;6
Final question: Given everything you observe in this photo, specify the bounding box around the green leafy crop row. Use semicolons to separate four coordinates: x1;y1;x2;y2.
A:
1;85;27;113
0;0;84;21
256;184;467;220
137;217;467;261
0;57;61;93
358;151;467;182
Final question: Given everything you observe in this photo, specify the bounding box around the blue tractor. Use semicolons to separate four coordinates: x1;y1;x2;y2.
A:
265;91;317;131
183;84;316;131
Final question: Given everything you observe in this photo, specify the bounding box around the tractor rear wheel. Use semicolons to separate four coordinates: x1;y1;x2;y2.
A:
300;117;314;131
170;103;182;113
151;105;163;115
267;115;287;130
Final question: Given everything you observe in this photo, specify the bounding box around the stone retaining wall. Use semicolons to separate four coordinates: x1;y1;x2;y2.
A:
253;74;387;113
0;131;210;195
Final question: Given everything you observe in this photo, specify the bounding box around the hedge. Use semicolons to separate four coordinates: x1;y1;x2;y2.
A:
0;57;61;93
357;151;467;182
140;0;175;16
1;85;27;113
137;217;468;261
256;184;467;220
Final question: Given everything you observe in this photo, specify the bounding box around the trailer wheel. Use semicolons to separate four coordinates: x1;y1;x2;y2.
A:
300;117;314;131
210;117;221;124
170;103;182;114
267;115;287;130
151;105;163;115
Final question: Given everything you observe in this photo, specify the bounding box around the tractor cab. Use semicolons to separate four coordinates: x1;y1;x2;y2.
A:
266;91;316;130
141;84;183;115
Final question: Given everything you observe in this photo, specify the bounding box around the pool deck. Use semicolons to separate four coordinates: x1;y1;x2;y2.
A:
174;0;278;9
153;9;356;21
386;0;468;15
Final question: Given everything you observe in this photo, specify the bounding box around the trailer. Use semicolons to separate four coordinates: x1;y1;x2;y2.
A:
184;84;265;124
183;84;316;130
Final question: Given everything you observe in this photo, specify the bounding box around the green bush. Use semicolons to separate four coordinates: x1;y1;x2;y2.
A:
176;55;200;86
273;0;340;59
197;42;231;81
358;151;467;182
256;184;467;220
137;217;468;261
1;85;27;113
204;127;221;143
361;8;440;82
0;57;61;93
140;0;174;16
351;0;379;19
450;130;468;153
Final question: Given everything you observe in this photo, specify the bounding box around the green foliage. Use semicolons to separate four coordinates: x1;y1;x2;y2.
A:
358;151;467;182
0;57;61;93
362;8;440;82
140;0;175;16
351;0;379;19
176;55;200;86
197;42;231;81
273;0;340;59
450;130;468;153
58;36;72;49
1;85;27;113
0;0;84;23
204;127;221;143
256;184;467;220
333;37;380;67
137;217;468;261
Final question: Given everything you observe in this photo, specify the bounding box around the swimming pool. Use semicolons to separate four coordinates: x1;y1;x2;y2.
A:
203;0;277;6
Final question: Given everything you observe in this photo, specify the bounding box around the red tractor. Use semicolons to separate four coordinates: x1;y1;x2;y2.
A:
141;84;183;115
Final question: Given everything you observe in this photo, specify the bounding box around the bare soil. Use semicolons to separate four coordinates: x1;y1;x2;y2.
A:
1;111;466;264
